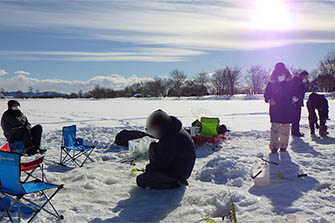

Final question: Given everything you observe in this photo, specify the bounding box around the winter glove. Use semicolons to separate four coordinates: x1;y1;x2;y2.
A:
291;96;299;104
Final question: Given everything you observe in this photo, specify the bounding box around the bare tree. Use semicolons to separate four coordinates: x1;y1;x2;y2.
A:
196;72;208;86
148;78;170;97
169;69;186;97
28;86;33;98
289;67;304;77
318;51;335;92
211;69;227;95
246;65;269;94
226;66;241;95
194;72;209;96
16;90;24;98
309;69;319;82
320;51;335;77
78;90;83;98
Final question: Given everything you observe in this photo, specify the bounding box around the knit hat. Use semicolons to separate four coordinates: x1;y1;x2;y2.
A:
270;62;292;81
7;100;20;109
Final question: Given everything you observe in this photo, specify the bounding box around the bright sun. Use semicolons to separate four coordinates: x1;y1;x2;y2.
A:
249;0;292;30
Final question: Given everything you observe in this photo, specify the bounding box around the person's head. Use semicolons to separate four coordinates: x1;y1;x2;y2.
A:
7;100;20;110
270;62;292;82
146;109;172;138
299;71;309;82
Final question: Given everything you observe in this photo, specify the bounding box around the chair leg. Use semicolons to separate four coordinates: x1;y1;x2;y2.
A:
0;197;14;223
60;149;81;167
0;195;23;223
41;164;47;182
60;147;95;168
41;191;62;219
26;187;64;222
79;148;95;167
17;200;21;223
23;168;37;183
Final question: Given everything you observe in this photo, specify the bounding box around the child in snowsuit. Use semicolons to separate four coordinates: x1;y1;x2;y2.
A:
307;92;329;136
264;62;294;153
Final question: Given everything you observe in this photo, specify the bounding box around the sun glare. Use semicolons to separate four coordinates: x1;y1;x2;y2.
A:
249;0;292;30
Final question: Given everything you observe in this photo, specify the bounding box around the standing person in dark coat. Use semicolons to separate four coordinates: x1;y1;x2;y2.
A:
1;100;46;155
264;62;294;153
307;91;329;136
290;71;309;137
136;110;196;189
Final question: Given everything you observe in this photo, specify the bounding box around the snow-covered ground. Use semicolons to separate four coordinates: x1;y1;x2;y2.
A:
0;97;334;223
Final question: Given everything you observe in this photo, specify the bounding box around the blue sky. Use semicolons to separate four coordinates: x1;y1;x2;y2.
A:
0;0;334;93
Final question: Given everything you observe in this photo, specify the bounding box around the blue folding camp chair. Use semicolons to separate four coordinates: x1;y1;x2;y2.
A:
1;142;46;183
60;125;95;167
0;151;64;223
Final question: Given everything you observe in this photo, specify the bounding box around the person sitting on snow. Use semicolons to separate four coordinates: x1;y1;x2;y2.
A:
307;88;329;136
1;100;46;155
136;109;196;189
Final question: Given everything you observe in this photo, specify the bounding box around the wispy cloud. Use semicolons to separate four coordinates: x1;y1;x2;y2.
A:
14;70;30;75
0;69;8;76
0;0;333;58
0;48;205;62
0;74;154;93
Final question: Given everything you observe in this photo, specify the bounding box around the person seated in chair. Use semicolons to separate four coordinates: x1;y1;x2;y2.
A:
307;90;329;136
136;110;196;189
1;100;46;155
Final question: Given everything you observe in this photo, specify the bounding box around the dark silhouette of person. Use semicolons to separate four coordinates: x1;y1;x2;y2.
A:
307;91;329;136
264;62;294;153
1;100;46;155
290;71;309;137
136;110;196;189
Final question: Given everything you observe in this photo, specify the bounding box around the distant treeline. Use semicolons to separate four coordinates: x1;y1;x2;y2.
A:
1;51;334;99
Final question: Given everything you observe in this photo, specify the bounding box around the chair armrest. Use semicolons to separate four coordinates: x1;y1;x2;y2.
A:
76;138;84;145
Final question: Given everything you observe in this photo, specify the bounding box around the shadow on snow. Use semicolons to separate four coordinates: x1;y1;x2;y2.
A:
249;152;319;214
89;187;185;222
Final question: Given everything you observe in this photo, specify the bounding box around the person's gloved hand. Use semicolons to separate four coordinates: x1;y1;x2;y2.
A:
291;96;299;104
25;124;32;133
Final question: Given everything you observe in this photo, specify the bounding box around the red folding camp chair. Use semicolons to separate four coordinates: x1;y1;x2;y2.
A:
0;142;46;182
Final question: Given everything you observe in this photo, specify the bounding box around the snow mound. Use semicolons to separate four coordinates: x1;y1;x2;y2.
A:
196;156;248;187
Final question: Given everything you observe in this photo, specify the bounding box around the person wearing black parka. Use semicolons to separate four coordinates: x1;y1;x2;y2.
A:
264;63;294;153
136;110;196;189
1;100;46;155
290;71;309;137
307;89;329;136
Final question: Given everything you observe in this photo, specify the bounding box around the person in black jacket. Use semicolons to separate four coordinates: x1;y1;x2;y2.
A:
264;62;294;153
290;71;309;137
307;92;329;136
1;100;46;155
136;110;196;189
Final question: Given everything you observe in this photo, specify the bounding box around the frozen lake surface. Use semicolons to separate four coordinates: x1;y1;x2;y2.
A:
0;97;334;222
